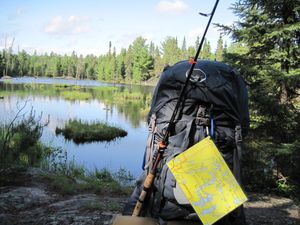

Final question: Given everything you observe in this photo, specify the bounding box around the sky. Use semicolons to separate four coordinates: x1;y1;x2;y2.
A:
0;0;238;56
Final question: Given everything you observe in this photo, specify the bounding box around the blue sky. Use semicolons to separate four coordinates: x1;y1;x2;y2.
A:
0;0;238;56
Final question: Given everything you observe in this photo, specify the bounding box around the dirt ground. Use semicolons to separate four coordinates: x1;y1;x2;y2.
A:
0;168;299;225
244;192;299;225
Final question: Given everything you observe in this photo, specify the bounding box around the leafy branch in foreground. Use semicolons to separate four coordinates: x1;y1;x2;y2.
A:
55;119;127;144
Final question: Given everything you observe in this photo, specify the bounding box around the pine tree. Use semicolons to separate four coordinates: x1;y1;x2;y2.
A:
200;39;212;60
181;36;188;59
221;0;300;142
131;37;153;82
85;54;97;80
17;50;29;75
187;46;196;59
195;36;200;51
76;55;85;79
46;52;57;77
125;45;133;81
215;34;224;61
220;0;300;187
116;48;127;81
0;51;5;76
110;46;117;81
161;36;181;65
149;41;155;58
153;46;164;76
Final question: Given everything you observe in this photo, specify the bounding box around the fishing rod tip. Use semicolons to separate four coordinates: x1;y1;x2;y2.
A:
198;12;211;17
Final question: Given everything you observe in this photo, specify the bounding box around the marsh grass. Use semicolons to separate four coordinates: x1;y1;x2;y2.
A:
55;119;127;144
0;107;50;167
60;91;92;101
42;166;134;196
2;79;12;84
0;103;134;197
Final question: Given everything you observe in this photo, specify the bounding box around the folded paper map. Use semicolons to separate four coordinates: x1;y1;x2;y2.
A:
167;137;247;225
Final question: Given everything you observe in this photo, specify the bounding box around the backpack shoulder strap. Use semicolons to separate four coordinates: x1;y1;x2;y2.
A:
143;114;157;170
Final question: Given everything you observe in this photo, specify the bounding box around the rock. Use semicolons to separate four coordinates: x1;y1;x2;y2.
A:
0;167;299;225
0;186;52;212
75;178;88;185
1;76;12;79
48;194;101;211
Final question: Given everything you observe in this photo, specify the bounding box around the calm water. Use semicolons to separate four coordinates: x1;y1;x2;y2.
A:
0;77;154;177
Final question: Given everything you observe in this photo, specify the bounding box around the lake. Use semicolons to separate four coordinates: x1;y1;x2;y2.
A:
0;77;154;177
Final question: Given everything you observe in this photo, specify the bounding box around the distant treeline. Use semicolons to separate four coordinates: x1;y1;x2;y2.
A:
0;35;225;83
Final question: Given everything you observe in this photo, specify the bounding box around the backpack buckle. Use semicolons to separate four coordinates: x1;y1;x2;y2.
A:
235;125;243;142
195;105;209;126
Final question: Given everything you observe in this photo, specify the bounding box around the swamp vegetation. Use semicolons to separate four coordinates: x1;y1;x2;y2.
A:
55;119;128;144
0;107;134;195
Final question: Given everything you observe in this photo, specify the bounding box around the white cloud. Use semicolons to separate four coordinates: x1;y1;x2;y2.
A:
156;0;188;14
44;16;91;35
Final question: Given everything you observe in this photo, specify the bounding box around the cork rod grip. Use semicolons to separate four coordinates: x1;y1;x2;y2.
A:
132;173;155;216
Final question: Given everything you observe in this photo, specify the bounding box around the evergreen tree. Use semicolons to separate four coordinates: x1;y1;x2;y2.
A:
220;0;300;188
221;0;300;141
149;41;155;58
125;45;133;81
215;34;224;61
185;36;199;59
153;46;164;76
195;36;200;51
85;54;97;80
46;52;57;77
116;48;127;80
0;51;5;76
68;51;77;78
200;39;213;60
181;36;188;59
76;55;85;79
187;46;196;59
0;34;228;81
97;55;106;80
161;36;181;65
17;50;29;75
131;37;153;82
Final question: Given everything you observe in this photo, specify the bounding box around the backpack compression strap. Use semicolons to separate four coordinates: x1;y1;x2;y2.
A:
234;125;243;184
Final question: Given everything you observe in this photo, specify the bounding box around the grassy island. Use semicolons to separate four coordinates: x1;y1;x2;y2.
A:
55;119;127;144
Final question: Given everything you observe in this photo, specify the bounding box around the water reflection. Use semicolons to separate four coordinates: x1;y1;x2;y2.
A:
0;77;154;176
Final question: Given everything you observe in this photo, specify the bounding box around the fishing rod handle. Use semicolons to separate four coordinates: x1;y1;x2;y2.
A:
132;172;155;216
132;145;165;216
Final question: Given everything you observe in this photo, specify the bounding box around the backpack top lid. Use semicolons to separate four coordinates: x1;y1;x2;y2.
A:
149;60;249;131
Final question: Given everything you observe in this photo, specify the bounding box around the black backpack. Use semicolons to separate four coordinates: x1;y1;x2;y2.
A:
124;60;249;223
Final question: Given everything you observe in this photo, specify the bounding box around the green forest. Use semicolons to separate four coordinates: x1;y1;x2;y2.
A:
223;0;300;195
0;0;299;196
0;35;224;83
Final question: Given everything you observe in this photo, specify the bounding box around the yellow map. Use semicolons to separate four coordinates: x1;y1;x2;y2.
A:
167;137;247;225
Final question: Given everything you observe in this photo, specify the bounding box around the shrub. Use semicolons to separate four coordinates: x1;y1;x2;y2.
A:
55;119;127;144
0;106;49;167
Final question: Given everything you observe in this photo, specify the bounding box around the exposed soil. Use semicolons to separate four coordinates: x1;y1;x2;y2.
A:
0;167;299;225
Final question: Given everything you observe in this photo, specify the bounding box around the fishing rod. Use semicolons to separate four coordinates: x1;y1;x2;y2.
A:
132;0;220;216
